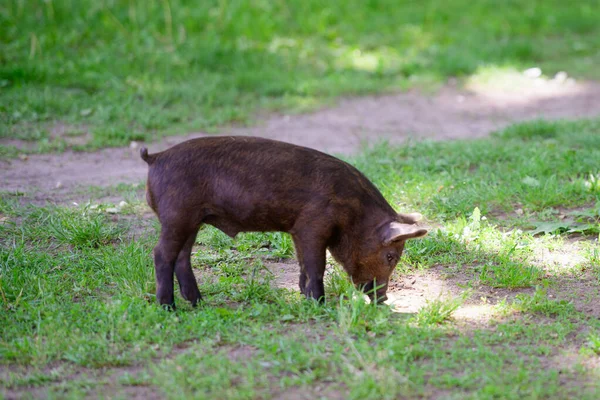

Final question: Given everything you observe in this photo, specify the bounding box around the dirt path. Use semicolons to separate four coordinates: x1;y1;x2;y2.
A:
2;77;600;195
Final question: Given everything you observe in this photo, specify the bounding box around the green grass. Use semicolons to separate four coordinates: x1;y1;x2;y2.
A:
353;118;600;218
2;117;600;398
2;0;600;154
511;287;576;317
412;295;467;326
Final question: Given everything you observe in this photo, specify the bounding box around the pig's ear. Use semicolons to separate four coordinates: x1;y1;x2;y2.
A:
382;221;428;245
397;212;423;224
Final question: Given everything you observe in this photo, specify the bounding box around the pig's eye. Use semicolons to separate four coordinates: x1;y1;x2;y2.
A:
386;252;398;265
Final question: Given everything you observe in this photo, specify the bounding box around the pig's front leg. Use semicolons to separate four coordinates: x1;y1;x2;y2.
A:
304;252;325;302
292;236;308;295
293;236;326;302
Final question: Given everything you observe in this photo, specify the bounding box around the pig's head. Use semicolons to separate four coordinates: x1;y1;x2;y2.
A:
349;213;428;303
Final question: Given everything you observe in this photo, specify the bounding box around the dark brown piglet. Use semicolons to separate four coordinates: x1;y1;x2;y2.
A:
141;136;427;308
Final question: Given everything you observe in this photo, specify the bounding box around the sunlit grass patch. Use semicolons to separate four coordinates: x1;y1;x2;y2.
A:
402;210;544;288
583;332;600;355
479;260;543;288
584;241;600;281
412;294;467;326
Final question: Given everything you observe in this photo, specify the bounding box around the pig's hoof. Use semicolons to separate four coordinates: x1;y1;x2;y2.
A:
160;302;177;312
305;294;325;304
182;290;202;306
373;296;388;305
190;296;203;308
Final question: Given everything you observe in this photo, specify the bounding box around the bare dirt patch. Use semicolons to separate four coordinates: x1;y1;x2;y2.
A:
548;274;600;317
267;261;301;292
2;80;600;196
222;344;259;363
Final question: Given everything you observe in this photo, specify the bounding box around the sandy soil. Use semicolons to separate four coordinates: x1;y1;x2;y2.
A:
2;78;600;195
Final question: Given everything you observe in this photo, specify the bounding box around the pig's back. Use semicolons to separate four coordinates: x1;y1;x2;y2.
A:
147;136;393;232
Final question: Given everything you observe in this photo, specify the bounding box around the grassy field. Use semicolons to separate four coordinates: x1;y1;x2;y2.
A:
2;0;600;154
1;118;600;398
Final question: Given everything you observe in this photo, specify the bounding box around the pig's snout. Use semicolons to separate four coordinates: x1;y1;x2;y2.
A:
358;280;388;304
371;290;388;304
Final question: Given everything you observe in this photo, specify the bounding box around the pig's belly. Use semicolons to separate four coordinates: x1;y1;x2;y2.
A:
202;213;293;238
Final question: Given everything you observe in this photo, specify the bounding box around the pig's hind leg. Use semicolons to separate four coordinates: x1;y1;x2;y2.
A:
154;219;201;309
174;229;202;306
